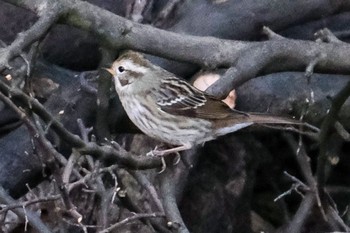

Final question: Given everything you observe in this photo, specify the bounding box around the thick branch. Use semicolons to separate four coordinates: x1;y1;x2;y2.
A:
279;193;315;233
4;0;350;99
316;81;350;187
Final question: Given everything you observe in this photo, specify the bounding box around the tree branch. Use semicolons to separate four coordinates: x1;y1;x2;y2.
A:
0;1;62;71
317;81;350;188
0;185;53;233
99;212;165;233
4;0;350;98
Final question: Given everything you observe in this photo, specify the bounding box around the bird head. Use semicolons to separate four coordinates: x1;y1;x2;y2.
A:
105;51;160;95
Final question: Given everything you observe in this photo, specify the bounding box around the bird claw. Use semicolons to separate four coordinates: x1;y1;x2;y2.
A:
146;146;167;173
146;146;182;173
173;152;181;165
156;152;181;173
146;150;155;157
146;145;157;156
146;146;165;157
158;157;167;174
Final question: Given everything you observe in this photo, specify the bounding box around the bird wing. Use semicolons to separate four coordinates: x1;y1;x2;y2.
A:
154;77;241;119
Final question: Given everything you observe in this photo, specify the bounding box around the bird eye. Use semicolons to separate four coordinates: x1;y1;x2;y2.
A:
118;66;125;73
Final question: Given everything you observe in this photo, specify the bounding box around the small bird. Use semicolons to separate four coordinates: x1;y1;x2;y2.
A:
106;51;315;156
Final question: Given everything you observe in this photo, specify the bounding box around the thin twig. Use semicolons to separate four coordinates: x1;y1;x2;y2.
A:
262;26;285;40
274;171;310;202
0;185;53;233
99;212;165;233
305;53;326;79
283;133;325;219
0;80;162;169
0;195;60;214
314;28;344;44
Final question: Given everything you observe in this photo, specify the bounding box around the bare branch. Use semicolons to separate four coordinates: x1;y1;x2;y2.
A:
0;185;53;233
274;171;309;202
0;2;61;71
159;166;190;233
305;53;326;79
0;80;162;169
129;171;164;213
4;0;350;99
0;195;60;214
99;212;165;233
278;193;315;233
334;121;350;141
128;0;148;22
262;26;285;40
317;81;350;188
315;28;344;44
283;134;326;219
153;0;181;26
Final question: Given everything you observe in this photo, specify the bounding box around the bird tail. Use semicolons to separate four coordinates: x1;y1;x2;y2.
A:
246;113;303;125
213;113;319;137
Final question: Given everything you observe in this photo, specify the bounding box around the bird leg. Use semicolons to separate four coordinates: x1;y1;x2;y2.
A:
147;144;191;173
146;143;192;156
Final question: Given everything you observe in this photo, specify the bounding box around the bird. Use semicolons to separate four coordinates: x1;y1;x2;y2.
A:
105;51;317;156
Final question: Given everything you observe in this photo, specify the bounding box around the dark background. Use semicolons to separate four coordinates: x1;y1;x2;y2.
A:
0;1;350;232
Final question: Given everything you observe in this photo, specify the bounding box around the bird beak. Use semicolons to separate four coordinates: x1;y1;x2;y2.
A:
103;68;116;76
102;68;129;86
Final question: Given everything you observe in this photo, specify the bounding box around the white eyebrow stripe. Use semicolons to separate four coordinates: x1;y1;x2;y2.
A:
123;60;148;73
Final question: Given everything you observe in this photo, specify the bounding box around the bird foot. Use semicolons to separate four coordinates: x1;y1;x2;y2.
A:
146;146;167;173
146;144;191;157
146;147;182;173
173;152;181;165
146;150;166;157
146;146;166;157
158;157;167;174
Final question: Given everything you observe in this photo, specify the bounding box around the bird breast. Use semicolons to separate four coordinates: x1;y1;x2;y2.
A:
120;94;214;146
